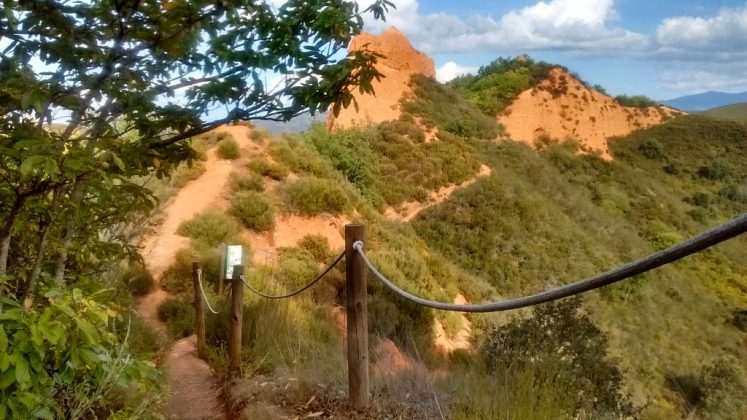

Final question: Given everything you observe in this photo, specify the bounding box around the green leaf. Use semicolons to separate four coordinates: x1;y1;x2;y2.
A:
43;158;60;177
0;327;7;352
0;352;11;372
0;367;14;390
14;354;29;385
18;155;45;179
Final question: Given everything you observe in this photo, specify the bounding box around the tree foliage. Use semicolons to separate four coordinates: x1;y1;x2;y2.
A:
0;0;391;300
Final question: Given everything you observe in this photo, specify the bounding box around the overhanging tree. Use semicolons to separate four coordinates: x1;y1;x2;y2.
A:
0;0;391;300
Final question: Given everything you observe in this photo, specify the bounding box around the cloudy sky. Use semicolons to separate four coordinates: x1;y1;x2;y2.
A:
359;0;747;100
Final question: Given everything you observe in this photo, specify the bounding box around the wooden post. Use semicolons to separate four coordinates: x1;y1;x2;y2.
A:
217;243;226;294
192;262;207;360
345;224;368;410
228;264;244;377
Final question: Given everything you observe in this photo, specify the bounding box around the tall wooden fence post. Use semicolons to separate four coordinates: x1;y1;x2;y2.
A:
217;243;226;295
192;262;207;360
345;224;369;410
228;264;244;377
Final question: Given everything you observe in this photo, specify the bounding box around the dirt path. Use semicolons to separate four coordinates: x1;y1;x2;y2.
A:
163;336;224;420
385;164;492;221
137;126;256;420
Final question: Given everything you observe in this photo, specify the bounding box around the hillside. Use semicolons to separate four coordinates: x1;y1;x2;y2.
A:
326;27;435;129
498;68;679;159
137;32;747;419
663;91;747;112
140;75;747;419
701;102;747;123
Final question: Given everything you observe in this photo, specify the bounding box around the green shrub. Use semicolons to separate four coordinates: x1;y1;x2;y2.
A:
731;310;747;331
281;177;350;215
177;210;241;246
229;191;275;232
121;264;154;296
229;172;264;192
249;128;270;143
117;311;164;357
448;56;556;116
159;248;195;295
698;160;731;180
666;359;747;418
615;94;658;108
216;137;241;159
157;297;195;338
686;192;711;207
0;289;161;419
484;298;632;417
170;160;206;188
304;124;384;205
247;157;289;180
268;137;333;178
404;75;499;138
299;234;331;262
637;139;664;159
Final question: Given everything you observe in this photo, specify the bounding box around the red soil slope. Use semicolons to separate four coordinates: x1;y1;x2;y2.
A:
327;27;435;129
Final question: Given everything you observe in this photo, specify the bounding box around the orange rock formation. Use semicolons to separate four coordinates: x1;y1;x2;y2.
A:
499;68;681;159
327;27;435;129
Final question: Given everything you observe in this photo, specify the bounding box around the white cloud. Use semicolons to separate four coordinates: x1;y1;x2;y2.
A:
654;5;747;60
436;61;478;82
658;62;747;92
360;0;647;54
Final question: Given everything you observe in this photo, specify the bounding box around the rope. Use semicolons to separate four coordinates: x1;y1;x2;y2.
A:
197;269;232;314
355;212;747;313
241;251;345;299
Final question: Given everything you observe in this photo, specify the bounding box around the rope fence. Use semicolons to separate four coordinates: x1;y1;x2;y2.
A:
240;251;345;299
195;268;232;314
191;213;747;410
354;212;747;312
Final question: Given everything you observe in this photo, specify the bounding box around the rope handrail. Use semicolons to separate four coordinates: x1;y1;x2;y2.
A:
354;212;747;313
197;269;232;314
240;251;345;299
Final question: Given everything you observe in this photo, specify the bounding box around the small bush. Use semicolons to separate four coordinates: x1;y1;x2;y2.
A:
698;160;731;180
121;264;154;296
117;312;164;357
268;137;333;178
615;94;658;108
637;139;664;159
687;192;711;207
731;310;747;331
157;297;195;338
484;298;632;417
281;177;350;215
249;128;270;143
229;191;275;232
217;138;241;159
299;234;331;262
160;248;195;295
177;210;241;246
229;172;264;192
247;157;289;180
170;161;206;188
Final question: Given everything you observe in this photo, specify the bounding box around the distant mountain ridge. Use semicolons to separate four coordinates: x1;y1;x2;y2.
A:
662;91;747;112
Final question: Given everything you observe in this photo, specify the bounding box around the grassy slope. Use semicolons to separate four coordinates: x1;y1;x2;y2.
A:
700;102;747;123
154;73;747;418
413;114;747;416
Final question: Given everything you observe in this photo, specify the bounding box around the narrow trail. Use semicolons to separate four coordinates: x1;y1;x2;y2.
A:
136;125;256;419
385;164;492;221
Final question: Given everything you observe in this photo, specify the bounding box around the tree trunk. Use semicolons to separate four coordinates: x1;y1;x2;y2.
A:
0;195;27;276
22;188;61;301
53;181;84;287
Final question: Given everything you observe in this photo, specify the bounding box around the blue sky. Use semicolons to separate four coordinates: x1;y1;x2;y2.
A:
360;0;747;100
